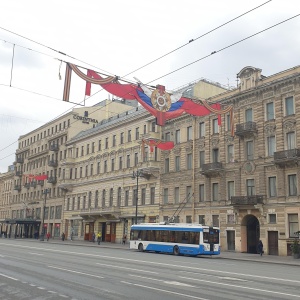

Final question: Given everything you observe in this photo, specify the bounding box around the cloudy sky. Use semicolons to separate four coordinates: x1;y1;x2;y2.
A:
0;0;299;173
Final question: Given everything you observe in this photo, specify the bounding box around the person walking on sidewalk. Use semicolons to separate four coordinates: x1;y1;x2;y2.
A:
61;232;65;241
97;232;102;245
92;232;95;243
46;232;50;242
257;240;264;256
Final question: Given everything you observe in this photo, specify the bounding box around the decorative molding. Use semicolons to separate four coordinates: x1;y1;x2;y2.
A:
243;161;255;174
211;137;219;148
283;119;296;132
225;135;234;144
264;124;276;135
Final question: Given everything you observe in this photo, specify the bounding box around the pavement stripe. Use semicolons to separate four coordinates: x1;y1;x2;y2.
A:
48;265;104;279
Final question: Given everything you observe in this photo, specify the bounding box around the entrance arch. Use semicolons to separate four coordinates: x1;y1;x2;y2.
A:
241;215;260;253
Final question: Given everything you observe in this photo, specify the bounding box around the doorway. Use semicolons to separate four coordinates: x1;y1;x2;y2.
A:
268;231;278;255
241;215;260;253
227;230;235;251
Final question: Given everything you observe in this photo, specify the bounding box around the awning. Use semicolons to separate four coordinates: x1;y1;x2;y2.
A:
4;218;41;225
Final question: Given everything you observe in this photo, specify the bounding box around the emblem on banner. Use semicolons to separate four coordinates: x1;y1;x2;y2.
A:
151;85;171;112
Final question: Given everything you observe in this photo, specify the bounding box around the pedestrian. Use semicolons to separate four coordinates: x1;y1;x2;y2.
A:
61;232;65;241
46;232;50;241
97;232;102;245
257;240;264;256
122;234;127;245
92;232;95;243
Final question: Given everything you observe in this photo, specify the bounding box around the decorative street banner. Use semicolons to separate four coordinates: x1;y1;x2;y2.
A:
63;63;234;132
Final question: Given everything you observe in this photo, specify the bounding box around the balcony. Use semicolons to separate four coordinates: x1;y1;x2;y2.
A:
48;176;57;184
16;157;24;164
49;144;59;151
274;149;300;167
37;180;44;186
201;162;224;177
14;185;21;191
231;195;264;206
15;171;23;177
24;183;30;189
139;159;160;177
48;160;58;167
235;122;257;138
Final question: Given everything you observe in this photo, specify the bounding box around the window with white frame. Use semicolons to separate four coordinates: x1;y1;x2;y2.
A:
227;181;234;200
287;132;295;150
266;102;274;120
163;188;168;204
175;129;180;144
212;148;219;163
267;136;276;156
199;151;205;168
199;184;205;202
199;122;205;137
212;183;219;201
186;186;192;202
288;214;299;237
245;108;253;122
165;132;171;141
226;114;231;132
175;156;180;172
187;153;192;169
269;214;276;224
246;179;255;196
212;215;219;227
212;119;219;134
165;158;169;173
246;140;254;160
288;174;297;196
285;96;294;116
268;176;277;197
187;126;193;140
227;145;234;162
174;187;180;204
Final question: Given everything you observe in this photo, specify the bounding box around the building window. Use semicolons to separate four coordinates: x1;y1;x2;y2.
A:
199;122;205;137
120;132;124;144
174;187;180;204
133;189;137;206
175;129;180;144
268;176;277;197
111;158;115;171
165;132;171;141
81;146;84;156
246;179;255;196
135;128;139;140
150;187;155;205
186;186;192;202
163;188;168;204
187;153;192;170
287;132;295;150
134;153;138;166
227;145;234;163
125;190;129;206
226;113;231;132
266;102;274;120
285;96;294;116
267;136;275;156
212;148;219;163
288;174;297;196
246;140;254;160
143;124;147;134
141;188;146;205
98;140;101;151
186;216;192;223
112;135;116;147
199;215;205;225
212;119;219;134
90;164;93;176
175;156;180;172
227;181;234;200
187;126;193;140
83;196;86;209
212;215;219;227
199;184;204;202
212;183;219;201
151;122;156;132
95;190;99;207
119;156;123;170
199;151;205;168
102;190;106;207
117;187;121;207
104;160;107;173
245;108;253;122
126;155;130;168
105;137;109;149
88;192;92;208
128;130;132;142
165;158;169;173
109;188;113;207
288;214;299;237
86;144;90;155
92;142;95;153
97;162;100;174
269;214;276;224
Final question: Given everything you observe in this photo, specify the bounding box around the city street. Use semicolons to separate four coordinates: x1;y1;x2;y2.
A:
0;239;300;300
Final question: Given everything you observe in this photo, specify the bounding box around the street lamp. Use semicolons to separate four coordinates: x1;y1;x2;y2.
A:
131;170;144;225
40;188;50;241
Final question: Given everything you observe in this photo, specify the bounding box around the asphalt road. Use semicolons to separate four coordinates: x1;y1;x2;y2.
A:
0;239;299;300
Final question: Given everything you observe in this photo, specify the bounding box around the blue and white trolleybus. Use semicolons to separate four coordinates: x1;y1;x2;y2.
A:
130;223;220;256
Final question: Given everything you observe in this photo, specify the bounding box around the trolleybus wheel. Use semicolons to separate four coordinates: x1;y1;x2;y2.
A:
138;243;144;252
173;245;180;255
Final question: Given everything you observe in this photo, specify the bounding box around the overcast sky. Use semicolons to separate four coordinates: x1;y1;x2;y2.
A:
0;0;299;173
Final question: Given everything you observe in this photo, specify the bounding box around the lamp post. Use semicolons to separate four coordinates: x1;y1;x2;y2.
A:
131;170;143;225
40;188;50;241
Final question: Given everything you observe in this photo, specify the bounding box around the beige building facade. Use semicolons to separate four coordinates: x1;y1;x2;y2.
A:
1;67;300;256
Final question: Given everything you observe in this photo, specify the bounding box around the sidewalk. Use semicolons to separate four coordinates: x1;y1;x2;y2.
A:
38;238;300;266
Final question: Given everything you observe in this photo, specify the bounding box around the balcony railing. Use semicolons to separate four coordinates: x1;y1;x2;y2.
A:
30;181;37;188
15;171;23;177
274;149;300;166
24;183;30;189
48;176;57;184
231;195;264;206
49;144;59;151
14;185;21;191
201;162;224;177
16;157;24;164
48;160;58;167
235;121;257;138
37;180;44;186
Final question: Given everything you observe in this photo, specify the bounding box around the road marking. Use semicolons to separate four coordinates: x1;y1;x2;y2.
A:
121;281;209;300
59;295;69;298
48;265;104;279
96;263;158;274
37;287;45;290
3;242;300;284
29;252;44;256
0;255;4;257
0;273;18;281
48;291;57;293
180;276;300;299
